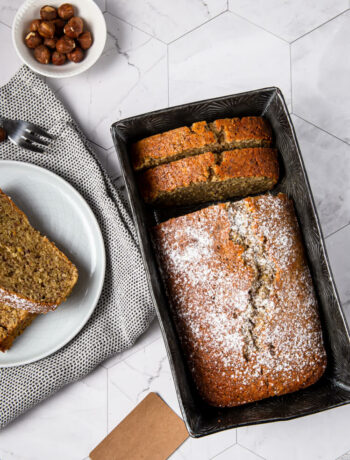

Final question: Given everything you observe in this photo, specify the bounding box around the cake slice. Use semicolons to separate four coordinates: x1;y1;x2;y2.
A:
0;188;78;314
131;117;273;171
131;121;219;171
139;148;279;206
0;302;37;352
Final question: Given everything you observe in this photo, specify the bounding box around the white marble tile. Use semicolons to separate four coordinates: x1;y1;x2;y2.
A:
0;0;23;28
47;12;168;149
238;404;350;460
171;430;236;460
325;224;350;325
102;317;161;368
106;0;227;44
0;366;107;460
107;337;180;428
0;23;21;86
168;12;291;108
214;443;265;460
291;115;350;237
228;0;348;42
291;10;350;143
108;336;236;460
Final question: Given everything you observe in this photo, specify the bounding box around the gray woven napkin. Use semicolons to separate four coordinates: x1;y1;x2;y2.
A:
0;66;154;429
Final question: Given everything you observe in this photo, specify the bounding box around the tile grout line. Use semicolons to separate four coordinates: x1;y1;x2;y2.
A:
237;442;267;460
227;9;290;44
104;10;168;45
292;113;350;147
209;440;237;459
0;20;11;30
167;10;227;46
290;7;350;44
325;222;350;240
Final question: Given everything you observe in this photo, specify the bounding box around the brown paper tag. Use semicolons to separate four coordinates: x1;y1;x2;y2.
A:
90;392;189;460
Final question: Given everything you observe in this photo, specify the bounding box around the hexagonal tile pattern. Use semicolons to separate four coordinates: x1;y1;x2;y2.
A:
169;12;291;107
107;337;236;459
0;366;107;460
48;12;167;149
326;224;350;323
228;0;348;42
215;444;265;460
106;0;227;43
238;404;350;460
0;23;21;86
292;10;350;143
291;115;350;237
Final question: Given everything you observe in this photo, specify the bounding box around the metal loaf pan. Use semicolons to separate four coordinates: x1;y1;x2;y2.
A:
111;88;350;437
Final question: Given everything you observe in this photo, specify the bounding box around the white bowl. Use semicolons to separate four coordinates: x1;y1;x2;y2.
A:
12;0;107;78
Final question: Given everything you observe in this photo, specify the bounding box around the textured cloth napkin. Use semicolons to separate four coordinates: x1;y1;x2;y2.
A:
0;66;154;429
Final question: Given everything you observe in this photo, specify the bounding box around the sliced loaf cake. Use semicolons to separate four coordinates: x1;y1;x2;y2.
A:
139;148;279;206
131;117;273;171
0;188;78;314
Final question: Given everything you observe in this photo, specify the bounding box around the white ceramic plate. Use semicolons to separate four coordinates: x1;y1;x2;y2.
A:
12;0;107;78
0;161;106;367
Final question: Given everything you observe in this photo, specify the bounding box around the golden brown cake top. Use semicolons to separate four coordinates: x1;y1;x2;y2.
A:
154;194;326;406
131;121;218;171
211;117;273;145
139;148;279;203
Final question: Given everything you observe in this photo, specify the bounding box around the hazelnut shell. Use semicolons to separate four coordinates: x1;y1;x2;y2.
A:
58;3;75;20
56;35;76;53
25;31;42;49
78;31;92;50
29;19;41;32
34;45;51;64
52;51;66;65
64;16;83;38
38;20;55;38
40;5;57;21
67;47;84;63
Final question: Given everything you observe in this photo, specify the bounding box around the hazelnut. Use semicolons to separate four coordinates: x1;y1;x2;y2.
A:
78;31;92;50
25;31;42;48
0;127;7;142
57;3;75;20
38;20;55;38
44;37;57;49
56;35;75;53
64;17;83;38
52;51;66;65
67;47;84;63
40;5;57;21
29;19;41;32
51;18;66;35
34;45;51;64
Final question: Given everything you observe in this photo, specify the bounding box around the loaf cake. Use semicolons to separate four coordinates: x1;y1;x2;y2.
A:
153;193;327;407
0;188;78;314
139;148;278;206
0;302;37;352
131;117;272;171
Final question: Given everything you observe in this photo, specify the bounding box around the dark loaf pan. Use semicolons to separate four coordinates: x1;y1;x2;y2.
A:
111;88;350;437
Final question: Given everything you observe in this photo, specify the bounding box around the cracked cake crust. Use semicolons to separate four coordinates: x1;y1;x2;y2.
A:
153;193;327;407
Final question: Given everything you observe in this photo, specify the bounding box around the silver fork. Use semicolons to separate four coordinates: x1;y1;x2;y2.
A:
0;117;54;153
